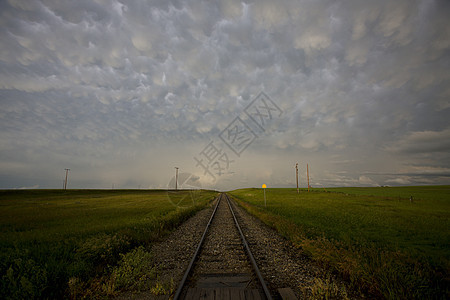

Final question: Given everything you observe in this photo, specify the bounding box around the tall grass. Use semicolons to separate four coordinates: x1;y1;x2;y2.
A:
0;189;217;299
229;186;450;299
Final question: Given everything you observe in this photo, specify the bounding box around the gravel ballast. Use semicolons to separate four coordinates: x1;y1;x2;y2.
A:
116;194;353;299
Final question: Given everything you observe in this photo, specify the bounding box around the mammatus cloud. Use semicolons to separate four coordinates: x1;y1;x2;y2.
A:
386;129;450;154
0;0;449;189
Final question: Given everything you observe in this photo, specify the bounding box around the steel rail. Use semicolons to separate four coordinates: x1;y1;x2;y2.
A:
224;193;273;300
173;194;222;300
174;193;272;300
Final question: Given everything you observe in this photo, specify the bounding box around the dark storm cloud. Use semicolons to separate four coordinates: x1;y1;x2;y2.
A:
0;0;449;189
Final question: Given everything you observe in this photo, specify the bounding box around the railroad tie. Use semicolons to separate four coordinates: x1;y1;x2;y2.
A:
278;287;298;300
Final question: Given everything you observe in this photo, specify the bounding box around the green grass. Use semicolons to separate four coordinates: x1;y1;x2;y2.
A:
0;189;218;299
326;185;450;203
229;186;450;299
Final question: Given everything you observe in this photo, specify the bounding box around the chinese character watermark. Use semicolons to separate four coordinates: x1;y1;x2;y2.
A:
166;172;202;208
194;92;282;182
219;117;258;157
193;141;235;181
244;92;283;131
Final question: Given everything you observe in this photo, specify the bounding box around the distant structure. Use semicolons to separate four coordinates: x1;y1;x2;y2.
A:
295;162;299;194
64;168;70;190
307;164;310;192
174;167;179;190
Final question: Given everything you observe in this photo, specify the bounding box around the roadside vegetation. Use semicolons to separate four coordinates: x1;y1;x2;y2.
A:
0;189;217;299
230;186;450;299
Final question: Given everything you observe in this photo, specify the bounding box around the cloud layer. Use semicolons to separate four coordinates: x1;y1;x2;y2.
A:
1;0;449;189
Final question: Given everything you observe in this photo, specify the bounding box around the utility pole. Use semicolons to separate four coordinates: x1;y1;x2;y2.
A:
174;167;179;190
307;164;310;192
295;162;299;194
64;168;70;190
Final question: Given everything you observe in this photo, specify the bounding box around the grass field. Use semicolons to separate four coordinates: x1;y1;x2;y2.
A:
229;186;450;299
0;189;218;299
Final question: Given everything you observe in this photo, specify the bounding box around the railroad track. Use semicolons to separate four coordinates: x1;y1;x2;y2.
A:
173;193;296;300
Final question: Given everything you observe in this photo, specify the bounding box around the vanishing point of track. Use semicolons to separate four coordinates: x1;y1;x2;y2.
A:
173;193;273;300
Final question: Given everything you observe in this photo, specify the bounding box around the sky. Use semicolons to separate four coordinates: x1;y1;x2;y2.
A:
1;0;449;190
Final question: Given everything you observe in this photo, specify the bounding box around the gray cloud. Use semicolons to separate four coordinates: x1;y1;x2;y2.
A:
386;129;450;154
1;0;449;189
